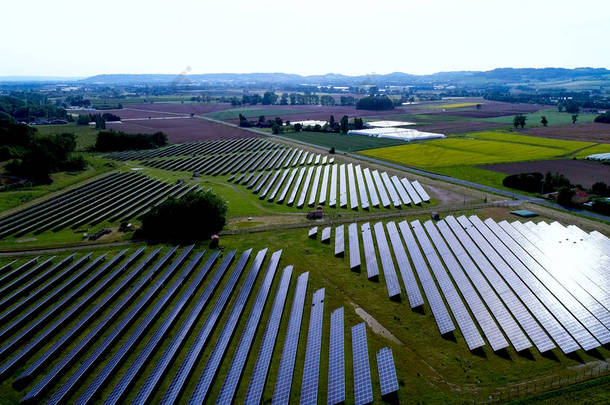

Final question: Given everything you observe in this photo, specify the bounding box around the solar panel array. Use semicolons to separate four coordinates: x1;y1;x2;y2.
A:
327;307;345;405
300;288;325;405
0;172;194;238
361;223;380;280
352;323;373;405
376;348;399;397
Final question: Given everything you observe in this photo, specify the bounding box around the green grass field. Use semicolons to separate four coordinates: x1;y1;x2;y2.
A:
479;109;597;127
359;130;610;191
205;107;307;121
33;123;99;151
278;131;407;151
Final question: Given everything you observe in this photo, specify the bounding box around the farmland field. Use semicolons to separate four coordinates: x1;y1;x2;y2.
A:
435;102;481;109
205;107;309;120
31;123;99;151
278;130;408;151
359;131;610;190
520;122;610;143
479;109;597;127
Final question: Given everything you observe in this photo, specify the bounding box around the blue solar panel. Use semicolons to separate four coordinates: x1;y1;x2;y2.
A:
339;164;347;208
372;222;402;299
132;251;237;405
362;168;379;208
349;223;361;271
372;170;390;208
411;220;484;350
273;272;310;405
308;165;323;207
105;251;221;405
160;249;252;405
360;223;379;280
0;256;57;301
244;266;293;405
77;251;206;405
335;225;345;258
15;248;155;394
297;167;314;209
398;221;455;335
268;169;290;202
391;175;411;205
327;307;345;405
329;164;338;207
213;250;281;405
287;167;306;206
0;257;39;286
352;323;373;405
376;348;399;397
46;246;195;405
347;163;359;210
299;287;325;405
385;221;424;308
318;164;330;205
276;168;298;204
354;165;369;210
381;172;401;208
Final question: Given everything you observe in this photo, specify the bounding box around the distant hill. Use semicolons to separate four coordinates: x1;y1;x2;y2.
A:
6;68;610;87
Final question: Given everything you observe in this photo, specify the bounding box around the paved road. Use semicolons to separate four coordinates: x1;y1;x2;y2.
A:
199;115;610;223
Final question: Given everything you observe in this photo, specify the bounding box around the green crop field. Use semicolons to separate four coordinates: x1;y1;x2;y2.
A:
359;131;610;190
479;109;597;127
34;123;99;151
278;131;407;151
204;107;308;121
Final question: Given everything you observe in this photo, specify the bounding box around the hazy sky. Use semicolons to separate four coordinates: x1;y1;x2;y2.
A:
2;0;609;77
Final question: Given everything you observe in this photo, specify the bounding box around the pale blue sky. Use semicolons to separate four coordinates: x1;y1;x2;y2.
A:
2;0;609;77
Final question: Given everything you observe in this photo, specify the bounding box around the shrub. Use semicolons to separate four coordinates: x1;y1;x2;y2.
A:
138;190;227;242
94;130;168;152
502;172;544;193
594;111;610;124
356;96;394;111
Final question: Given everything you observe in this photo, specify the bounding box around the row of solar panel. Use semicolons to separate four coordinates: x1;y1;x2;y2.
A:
106;136;274;161
323;217;610;354
0;172;196;239
235;162;429;210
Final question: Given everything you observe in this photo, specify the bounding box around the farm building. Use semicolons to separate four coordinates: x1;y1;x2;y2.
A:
347;127;445;142
364;120;416;128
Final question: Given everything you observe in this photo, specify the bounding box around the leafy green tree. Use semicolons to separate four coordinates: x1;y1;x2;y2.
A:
294;123;303;132
340;115;349;134
557;187;575;207
572;114;578;124
280;93;288;105
594;111;610;123
354;117;364;129
513;115;527;128
258;115;265;124
329;115;335;127
272;123;280;134
139;190;227;242
540;116;548;127
262;92;278;105
274;117;283;126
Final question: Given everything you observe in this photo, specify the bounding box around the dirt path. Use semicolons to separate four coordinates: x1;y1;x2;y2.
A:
350;302;403;345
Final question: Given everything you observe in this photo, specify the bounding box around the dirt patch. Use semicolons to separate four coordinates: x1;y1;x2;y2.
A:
479;159;610;188
106;117;259;143
16;237;37;243
520;122;610;143
412;121;505;134
350;302;403;345
425;101;549;118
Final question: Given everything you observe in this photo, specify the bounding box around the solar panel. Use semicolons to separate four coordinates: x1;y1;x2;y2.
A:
259;169;282;199
445;216;565;353
46;246;194;405
372;222;402;299
253;170;274;194
327;307;345;405
411;180;430;202
314;154;321;165
160;249;253;405
431;221;509;352
347;163;359;210
214;250;282;405
376;348;399;397
0;256;56;299
277;168;298;204
318;164;330;205
473;217;608;348
335;225;345;257
329;164;338;207
78;251;207;405
385;221;424;308
339;164;348;208
268;169;291;202
299;287;325;405
411;220;485;350
361;168;379;208
273;272;310;405
306;152;314;165
391;175;411;205
287;167;306;206
351;323;373;405
0;257;39;287
296;166;315;209
105;252;221;405
322;155;328;165
292;149;303;166
498;220;610;335
381;172;401;208
349;223;361;271
354;165;370;210
372;170;390;208
309;227;318;239
398;220;455;335
244;266;293;405
321;227;331;244
308;165;323;207
132;251;237;405
400;178;421;205
360;223;379;280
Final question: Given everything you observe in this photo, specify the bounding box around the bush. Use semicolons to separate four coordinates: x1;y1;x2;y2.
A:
591;182;609;197
557;187;576;207
138;190;227;242
594;111;610;124
94;130;168;152
502;172;544;193
591;200;610;215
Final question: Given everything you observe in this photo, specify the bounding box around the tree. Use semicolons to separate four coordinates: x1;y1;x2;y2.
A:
513;115;527;128
591;182;609;197
294;123;302;132
557;104;564;112
556;187;575;207
139;190;227;242
340;115;349;134
572;114;578;124
271;123;280;134
356;96;394;111
563;100;580;114
274;117;283;126
95;130;167;152
262;92;278;105
329;147;335;154
354;117;364;129
329;115;335;128
258;115;265;125
594;111;610;124
476;104;482;110
280;93;288;105
76;114;90;125
540;116;548;127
